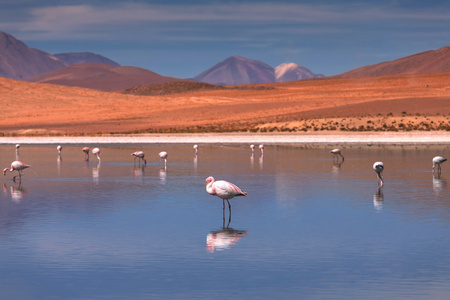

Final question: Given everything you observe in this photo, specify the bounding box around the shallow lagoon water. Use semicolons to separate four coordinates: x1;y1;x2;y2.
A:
0;143;449;299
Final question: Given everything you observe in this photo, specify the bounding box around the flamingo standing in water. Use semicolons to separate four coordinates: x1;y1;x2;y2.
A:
92;147;101;162
15;144;20;159
330;148;344;161
373;161;384;187
250;144;255;154
131;151;147;165
432;156;447;173
3;161;31;182
57;145;62;156
193;145;198;156
259;144;264;155
82;147;90;161
159;151;168;167
206;176;248;214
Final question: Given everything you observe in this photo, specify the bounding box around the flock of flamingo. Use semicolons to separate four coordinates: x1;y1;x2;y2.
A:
2;143;448;209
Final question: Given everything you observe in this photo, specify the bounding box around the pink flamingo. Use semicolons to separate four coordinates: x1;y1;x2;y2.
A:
259;144;264;155
131;151;147;164
330;148;344;161
206;176;248;213
432;156;447;173
193;145;198;156
82;147;90;161
373;161;384;187
3;161;31;182
159;151;168;167
250;144;255;154
57;145;62;156
92;147;101;162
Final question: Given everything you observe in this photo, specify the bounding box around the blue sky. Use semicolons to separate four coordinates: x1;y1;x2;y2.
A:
1;0;449;78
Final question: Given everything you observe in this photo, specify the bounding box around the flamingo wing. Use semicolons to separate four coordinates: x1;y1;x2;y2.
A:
214;180;247;199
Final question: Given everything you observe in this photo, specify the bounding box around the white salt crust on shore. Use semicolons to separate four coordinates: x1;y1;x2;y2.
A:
1;132;450;145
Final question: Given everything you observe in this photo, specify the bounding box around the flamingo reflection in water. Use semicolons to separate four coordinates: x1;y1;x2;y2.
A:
207;224;248;253
373;187;384;211
3;182;26;203
433;172;447;195
206;204;248;253
92;162;101;183
331;159;344;176
134;164;146;179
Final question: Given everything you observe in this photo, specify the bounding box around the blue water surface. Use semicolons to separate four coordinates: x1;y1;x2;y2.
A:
0;143;449;299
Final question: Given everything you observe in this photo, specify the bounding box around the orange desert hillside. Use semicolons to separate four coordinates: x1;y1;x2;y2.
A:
1;72;449;135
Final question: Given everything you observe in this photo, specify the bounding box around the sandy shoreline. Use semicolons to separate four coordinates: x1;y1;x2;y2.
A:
1;132;450;145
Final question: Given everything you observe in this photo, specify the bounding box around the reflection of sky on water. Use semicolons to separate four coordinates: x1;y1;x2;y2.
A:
0;144;449;299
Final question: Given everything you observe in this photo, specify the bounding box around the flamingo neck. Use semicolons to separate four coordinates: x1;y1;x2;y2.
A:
206;182;216;195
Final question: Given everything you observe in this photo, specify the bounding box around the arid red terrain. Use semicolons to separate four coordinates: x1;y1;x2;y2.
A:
1;72;449;136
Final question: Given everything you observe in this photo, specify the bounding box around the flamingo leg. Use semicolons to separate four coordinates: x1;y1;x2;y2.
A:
13;171;21;182
222;199;226;223
227;199;232;222
377;172;384;188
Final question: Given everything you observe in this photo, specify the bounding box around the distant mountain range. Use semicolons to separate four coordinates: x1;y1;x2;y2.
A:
275;63;324;82
54;52;120;67
0;31;120;80
193;56;276;85
334;46;450;78
193;56;323;85
28;63;188;92
0;31;66;80
1;31;450;91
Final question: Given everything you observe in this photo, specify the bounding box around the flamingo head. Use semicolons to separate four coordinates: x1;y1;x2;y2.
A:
3;168;8;175
373;162;384;173
205;176;214;185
